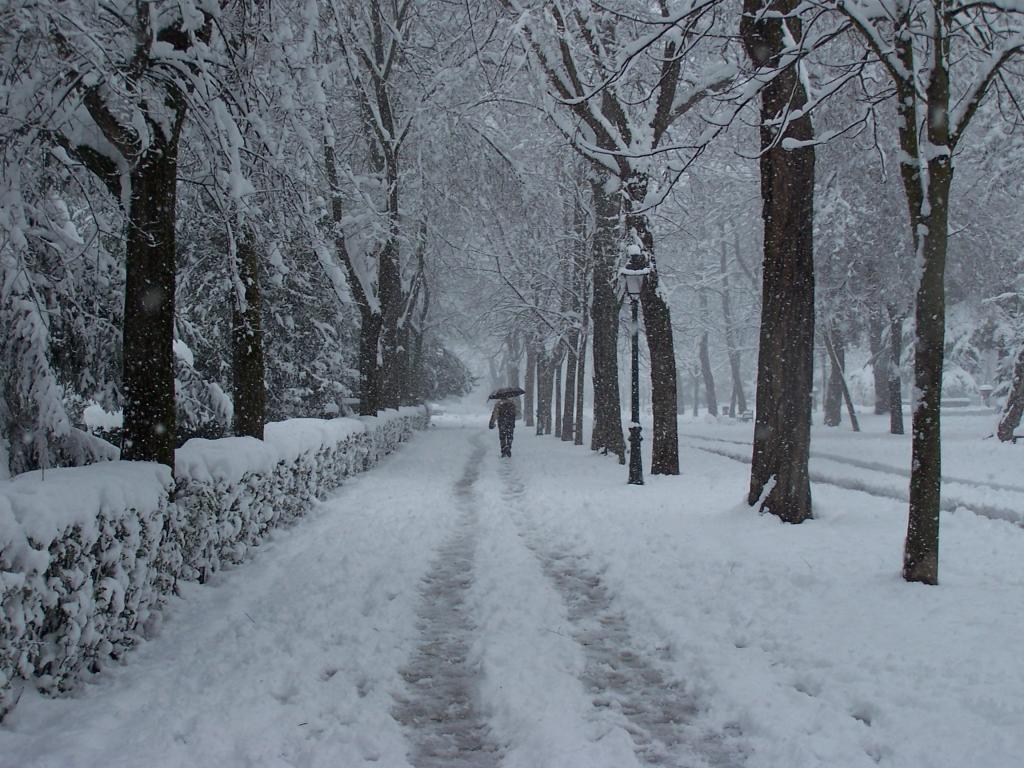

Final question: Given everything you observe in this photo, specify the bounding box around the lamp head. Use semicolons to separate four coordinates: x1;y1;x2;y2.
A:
620;245;649;299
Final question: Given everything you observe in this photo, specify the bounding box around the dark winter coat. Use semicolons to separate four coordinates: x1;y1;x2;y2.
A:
489;400;516;431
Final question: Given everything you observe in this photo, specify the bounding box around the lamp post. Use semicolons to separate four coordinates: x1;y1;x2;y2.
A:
620;245;650;485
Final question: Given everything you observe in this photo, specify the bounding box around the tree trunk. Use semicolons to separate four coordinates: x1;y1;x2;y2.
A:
408;327;426;404
358;314;382;416
575;326;587;446
505;335;523;420
407;272;430;405
742;0;815;523
554;354;563;438
824;330;860;432
820;346;828;414
544;353;557;435
379;238;404;411
868;307;890;414
535;349;556;436
996;344;1024;442
231;234;265;440
824;325;844;427
120;138;183;466
720;240;746;415
536;349;545;436
323;141;381;416
692;368;700;417
902;39;953;585
905;164;952;585
888;305;905;435
524;345;536;428
641;282;680;473
589;178;624;461
562;329;579;441
697;257;718;417
625;173;679;475
698;335;718;417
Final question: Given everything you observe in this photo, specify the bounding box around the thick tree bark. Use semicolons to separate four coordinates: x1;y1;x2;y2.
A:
231;235;265;440
589;179;625;461
120;136;183;466
640;281;680;473
905;162;951;584
742;0;816;523
379;236;404;410
868;307;890;414
901;33;953;585
887;305;906;435
624;174;679;475
824;325;844;427
997;345;1024;442
358;314;383;416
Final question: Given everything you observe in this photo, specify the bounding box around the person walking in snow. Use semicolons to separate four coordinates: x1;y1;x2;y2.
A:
489;397;517;458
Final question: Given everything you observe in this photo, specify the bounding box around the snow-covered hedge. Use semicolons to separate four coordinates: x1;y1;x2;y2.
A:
0;407;428;719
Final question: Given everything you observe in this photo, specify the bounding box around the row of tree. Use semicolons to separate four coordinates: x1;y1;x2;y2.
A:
1;0;482;476
465;0;1024;587
2;1;1023;587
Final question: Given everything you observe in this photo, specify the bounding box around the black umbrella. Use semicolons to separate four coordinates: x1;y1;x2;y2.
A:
488;386;526;400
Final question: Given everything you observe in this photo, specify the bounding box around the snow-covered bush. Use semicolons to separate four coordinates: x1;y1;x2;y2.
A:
0;407;428;719
941;364;979;400
0;463;174;718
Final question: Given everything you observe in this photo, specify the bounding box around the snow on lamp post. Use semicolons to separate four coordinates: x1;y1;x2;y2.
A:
620;245;650;486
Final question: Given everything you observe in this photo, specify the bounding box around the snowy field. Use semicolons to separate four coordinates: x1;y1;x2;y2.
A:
2;403;1022;768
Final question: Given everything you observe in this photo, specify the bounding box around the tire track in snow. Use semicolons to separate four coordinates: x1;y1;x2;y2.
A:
686;436;1024;528
391;434;501;767
498;461;744;768
684;432;1024;495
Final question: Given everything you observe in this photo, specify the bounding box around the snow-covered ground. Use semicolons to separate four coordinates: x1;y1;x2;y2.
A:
2;403;1022;767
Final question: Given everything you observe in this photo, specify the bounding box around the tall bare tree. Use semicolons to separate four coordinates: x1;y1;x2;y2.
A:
834;0;1024;583
741;0;817;523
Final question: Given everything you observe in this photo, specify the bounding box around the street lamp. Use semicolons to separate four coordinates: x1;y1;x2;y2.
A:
620;245;650;485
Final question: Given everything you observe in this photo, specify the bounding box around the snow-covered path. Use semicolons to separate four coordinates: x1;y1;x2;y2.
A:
3;417;1023;768
498;461;742;768
392;433;502;766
